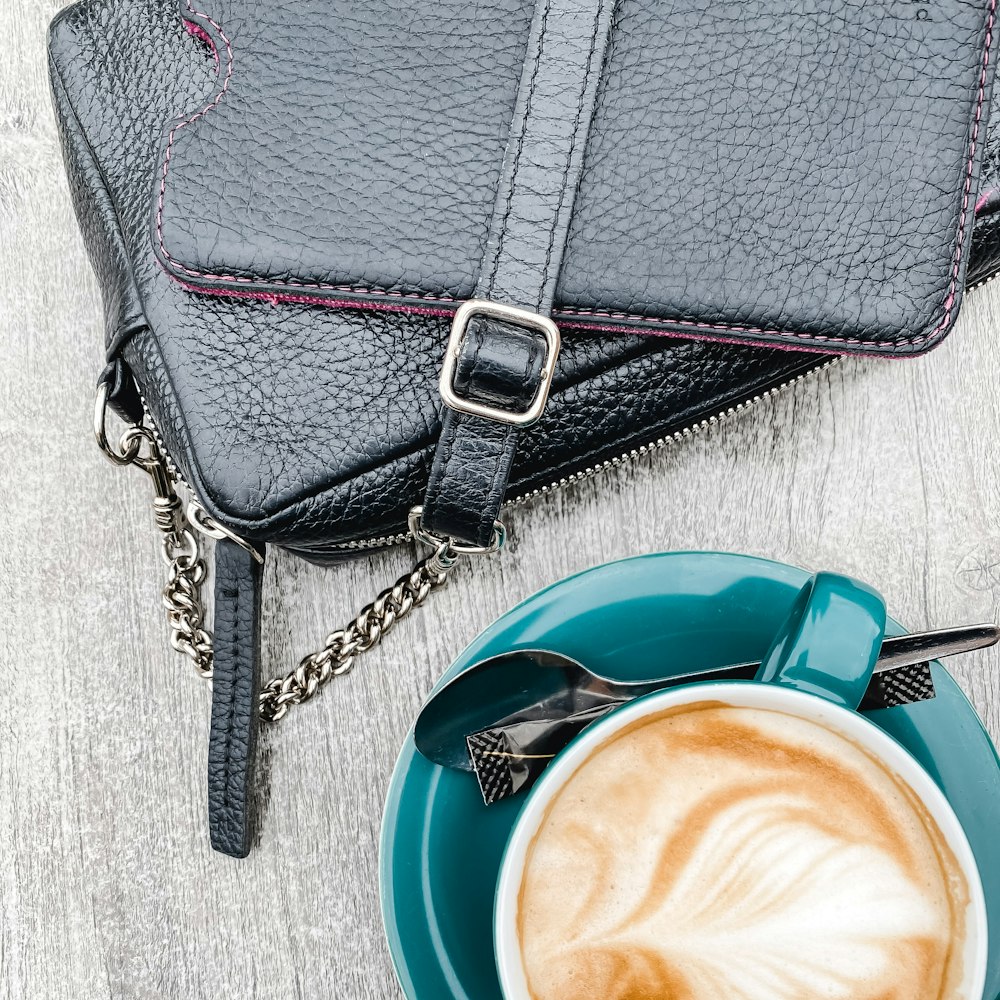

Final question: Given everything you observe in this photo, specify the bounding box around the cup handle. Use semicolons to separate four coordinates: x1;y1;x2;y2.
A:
755;572;887;710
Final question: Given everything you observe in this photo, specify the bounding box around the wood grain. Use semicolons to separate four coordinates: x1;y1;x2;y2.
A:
2;4;999;998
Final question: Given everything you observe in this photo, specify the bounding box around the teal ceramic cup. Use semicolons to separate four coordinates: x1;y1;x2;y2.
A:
494;572;989;999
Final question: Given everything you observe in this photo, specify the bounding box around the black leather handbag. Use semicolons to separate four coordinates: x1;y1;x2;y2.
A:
49;0;1000;856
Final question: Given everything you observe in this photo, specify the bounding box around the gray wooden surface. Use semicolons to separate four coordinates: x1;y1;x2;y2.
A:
3;4;1000;998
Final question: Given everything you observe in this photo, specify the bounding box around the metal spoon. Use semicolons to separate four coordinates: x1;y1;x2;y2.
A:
414;624;999;770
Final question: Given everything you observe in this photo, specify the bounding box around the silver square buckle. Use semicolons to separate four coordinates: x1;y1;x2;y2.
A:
439;299;561;427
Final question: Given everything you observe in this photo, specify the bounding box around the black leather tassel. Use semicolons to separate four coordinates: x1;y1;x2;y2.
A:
208;537;266;858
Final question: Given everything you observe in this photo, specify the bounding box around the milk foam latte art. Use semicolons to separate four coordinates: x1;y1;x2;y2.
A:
514;702;971;1000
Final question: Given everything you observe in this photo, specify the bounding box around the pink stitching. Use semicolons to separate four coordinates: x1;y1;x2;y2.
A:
156;2;234;277
183;18;219;69
156;10;461;307
976;186;1000;214
176;277;896;357
562;320;908;360
157;0;996;351
926;0;997;344
173;276;457;318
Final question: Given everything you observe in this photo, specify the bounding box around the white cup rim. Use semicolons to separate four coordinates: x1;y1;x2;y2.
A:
494;681;989;1000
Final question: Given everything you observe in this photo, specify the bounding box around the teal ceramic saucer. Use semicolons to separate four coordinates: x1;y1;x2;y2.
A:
379;552;1000;1000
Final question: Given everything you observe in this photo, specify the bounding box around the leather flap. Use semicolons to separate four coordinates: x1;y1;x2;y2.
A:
154;0;997;356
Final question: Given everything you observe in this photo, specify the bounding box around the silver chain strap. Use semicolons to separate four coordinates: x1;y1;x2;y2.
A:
257;553;453;721
95;384;501;723
162;530;215;680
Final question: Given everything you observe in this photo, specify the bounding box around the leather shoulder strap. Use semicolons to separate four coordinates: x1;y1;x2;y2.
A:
421;0;616;546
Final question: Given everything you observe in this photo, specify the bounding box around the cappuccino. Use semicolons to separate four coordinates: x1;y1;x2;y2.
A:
516;701;970;1000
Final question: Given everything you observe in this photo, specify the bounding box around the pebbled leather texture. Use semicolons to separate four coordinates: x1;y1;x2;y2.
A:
452;323;548;412
98;357;144;424
422;321;545;545
468;0;612;313
208;538;265;858
152;0;998;355
47;0;1000;557
421;0;614;546
969;207;1000;286
970;110;1000;286
422;410;519;548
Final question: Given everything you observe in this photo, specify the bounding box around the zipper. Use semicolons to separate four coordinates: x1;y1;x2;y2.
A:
506;358;840;510
968;267;1000;291
144;358;840;554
